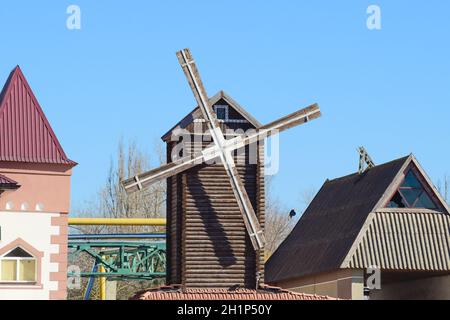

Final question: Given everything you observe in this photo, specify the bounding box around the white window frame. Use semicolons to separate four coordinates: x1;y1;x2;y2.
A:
0;247;37;284
214;105;229;122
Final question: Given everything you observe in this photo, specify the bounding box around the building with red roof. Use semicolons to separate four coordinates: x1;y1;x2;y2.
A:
0;66;75;300
131;285;335;300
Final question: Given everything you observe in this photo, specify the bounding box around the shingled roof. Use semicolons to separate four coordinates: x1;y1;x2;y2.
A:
265;156;411;283
130;285;335;300
0;66;76;166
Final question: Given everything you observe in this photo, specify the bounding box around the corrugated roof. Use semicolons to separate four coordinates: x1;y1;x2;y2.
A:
0;66;76;166
265;156;410;283
130;285;335;300
345;210;450;271
0;173;19;189
161;90;262;141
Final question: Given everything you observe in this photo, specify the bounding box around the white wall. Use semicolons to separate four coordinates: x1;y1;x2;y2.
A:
0;211;61;300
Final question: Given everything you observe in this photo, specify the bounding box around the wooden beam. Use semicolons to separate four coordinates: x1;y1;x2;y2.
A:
122;104;321;193
122;154;203;193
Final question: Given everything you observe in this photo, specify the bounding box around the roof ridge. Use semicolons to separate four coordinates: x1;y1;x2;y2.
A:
326;155;410;184
0;66;19;118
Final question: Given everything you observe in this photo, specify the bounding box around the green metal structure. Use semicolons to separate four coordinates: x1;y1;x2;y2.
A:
68;240;166;280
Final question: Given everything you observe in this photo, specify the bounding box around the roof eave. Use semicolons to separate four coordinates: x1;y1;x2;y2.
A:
0;184;20;190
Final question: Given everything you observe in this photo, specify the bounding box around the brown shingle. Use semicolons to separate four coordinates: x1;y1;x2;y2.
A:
265;156;409;283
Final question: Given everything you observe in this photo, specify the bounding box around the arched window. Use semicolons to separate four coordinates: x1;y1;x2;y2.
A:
0;246;37;283
387;170;438;210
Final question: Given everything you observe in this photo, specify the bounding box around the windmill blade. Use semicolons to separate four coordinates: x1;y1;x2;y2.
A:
229;104;321;150
123;49;319;250
176;49;223;135
223;151;266;250
122;154;203;193
122;104;321;194
177;48;265;250
259;104;321;132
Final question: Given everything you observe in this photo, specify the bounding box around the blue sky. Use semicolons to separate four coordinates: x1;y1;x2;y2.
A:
0;1;449;212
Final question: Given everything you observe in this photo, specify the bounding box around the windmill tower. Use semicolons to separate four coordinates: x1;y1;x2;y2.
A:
123;49;321;289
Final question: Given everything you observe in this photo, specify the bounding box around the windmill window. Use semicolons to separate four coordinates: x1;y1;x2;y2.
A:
0;247;36;283
214;105;229;121
387;170;438;210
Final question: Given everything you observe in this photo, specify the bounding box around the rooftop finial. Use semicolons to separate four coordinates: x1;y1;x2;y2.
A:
358;146;375;174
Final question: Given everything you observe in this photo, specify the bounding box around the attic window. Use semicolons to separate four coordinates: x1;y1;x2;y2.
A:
387;170;438;210
0;247;36;283
214;105;229;121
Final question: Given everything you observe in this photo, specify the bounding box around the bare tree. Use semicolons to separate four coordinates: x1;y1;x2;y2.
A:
437;175;449;204
265;198;295;259
299;186;317;212
264;177;317;259
68;139;166;300
76;139;166;233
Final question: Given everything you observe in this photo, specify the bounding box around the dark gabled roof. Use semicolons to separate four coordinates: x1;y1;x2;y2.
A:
0;173;19;189
265;156;410;283
0;66;76;166
161;90;261;141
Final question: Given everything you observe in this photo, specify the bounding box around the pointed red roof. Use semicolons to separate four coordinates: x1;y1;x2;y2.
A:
0;66;75;166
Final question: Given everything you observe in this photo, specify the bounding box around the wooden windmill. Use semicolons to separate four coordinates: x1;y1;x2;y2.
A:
122;49;321;288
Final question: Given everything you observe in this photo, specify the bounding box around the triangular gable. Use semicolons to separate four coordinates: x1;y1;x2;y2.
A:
0;66;75;166
0;237;43;258
341;155;450;269
161;90;261;141
387;170;438;209
371;155;449;214
4;246;34;258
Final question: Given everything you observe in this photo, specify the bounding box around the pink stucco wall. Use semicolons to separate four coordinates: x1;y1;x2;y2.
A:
0;162;73;214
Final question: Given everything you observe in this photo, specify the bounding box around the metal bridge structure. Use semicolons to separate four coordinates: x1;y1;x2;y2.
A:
67;218;167;300
67;240;166;280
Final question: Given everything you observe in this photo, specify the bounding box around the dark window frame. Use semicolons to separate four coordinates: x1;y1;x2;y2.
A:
387;168;438;210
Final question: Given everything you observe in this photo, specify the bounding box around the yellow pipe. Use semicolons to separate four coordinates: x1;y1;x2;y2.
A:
99;259;106;300
68;218;166;226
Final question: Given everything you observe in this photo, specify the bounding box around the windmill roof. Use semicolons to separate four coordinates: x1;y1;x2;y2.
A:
161;90;261;141
265;156;411;283
0;66;76;166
